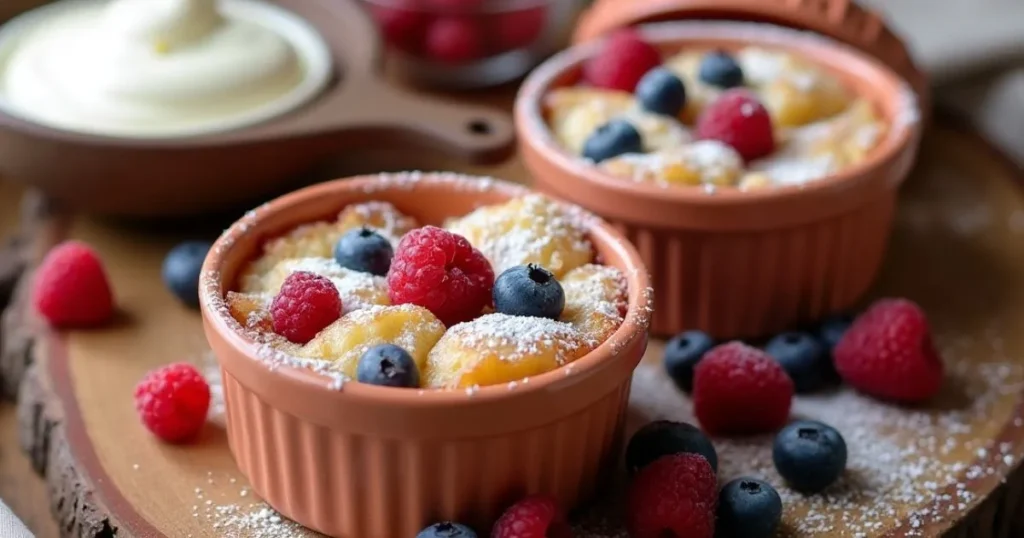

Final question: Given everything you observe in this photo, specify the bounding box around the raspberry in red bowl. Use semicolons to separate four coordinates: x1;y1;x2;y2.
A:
362;0;584;89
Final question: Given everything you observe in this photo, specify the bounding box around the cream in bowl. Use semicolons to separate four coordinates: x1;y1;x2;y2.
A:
0;0;332;138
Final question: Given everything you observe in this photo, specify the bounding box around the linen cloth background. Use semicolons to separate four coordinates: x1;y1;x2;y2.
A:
0;0;1022;536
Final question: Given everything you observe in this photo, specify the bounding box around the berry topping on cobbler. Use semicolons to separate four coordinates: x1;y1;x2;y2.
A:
545;35;890;189
221;196;630;390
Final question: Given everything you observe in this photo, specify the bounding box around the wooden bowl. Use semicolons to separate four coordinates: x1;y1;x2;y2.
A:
516;21;923;338
198;173;653;537
0;1;516;217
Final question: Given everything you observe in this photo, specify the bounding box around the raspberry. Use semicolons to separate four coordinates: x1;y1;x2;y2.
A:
692;342;793;435
488;6;547;52
370;0;432;54
424;16;484;64
491;495;572;538
582;29;662;92
134;362;211;443
32;240;114;328
696;89;775;161
834;298;944;402
626;453;717;538
270;271;342;344
387;226;494;326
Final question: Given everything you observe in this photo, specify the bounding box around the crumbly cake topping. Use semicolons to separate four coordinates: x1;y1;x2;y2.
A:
440;313;594;364
563;264;628;322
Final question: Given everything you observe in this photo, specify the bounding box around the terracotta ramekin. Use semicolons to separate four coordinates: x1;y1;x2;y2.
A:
199;173;653;537
516;21;922;338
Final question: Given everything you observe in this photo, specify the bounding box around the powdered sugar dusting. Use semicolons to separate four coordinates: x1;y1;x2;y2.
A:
436;313;594;367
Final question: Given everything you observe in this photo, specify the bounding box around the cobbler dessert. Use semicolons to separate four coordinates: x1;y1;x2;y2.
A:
545;29;886;189
223;195;628;389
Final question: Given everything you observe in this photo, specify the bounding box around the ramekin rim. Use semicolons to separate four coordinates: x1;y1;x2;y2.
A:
199;172;654;406
514;19;923;207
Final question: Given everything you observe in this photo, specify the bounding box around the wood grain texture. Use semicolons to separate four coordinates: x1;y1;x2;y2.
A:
2;118;1024;538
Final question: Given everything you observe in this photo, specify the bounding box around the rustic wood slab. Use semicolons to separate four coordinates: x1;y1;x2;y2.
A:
3;117;1024;538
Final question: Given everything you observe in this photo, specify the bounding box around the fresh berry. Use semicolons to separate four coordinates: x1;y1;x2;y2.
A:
582;29;662;92
416;522;477;538
333;227;394;276
833;298;944;402
492;495;572;538
492;264;564;320
692;342;793;435
424;16;484;64
424;0;484;10
626;453;717;538
356;344;420;388
582;119;642;163
764;331;829;393
370;1;431;54
32;240;114;327
816;312;855;351
636;67;687;117
716;478;783;538
696;89;775;161
772;420;847;493
489;6;547;52
387;226;494;326
625;420;718;473
698;50;744;89
270;271;342;344
663;330;714;393
134;362;211;443
162;241;210;309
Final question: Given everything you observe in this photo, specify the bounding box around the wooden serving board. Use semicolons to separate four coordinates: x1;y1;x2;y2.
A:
3;113;1024;538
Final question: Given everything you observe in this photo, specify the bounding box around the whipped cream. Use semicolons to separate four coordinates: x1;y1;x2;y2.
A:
0;0;331;137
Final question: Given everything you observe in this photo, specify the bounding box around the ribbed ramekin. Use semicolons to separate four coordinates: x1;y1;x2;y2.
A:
199;173;652;537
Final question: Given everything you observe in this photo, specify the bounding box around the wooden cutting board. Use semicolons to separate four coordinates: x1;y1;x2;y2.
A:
3;114;1024;538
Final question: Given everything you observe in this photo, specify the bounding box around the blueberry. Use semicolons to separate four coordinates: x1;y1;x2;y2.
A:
416;521;477;538
817;313;855;351
356;344;420;388
764;331;829;393
636;67;687;117
698;50;744;89
717;477;783;538
333;227;393;276
663;330;714;393
162;241;211;308
492;264;565;320
625;420;718;473
773;420;847;494
582;119;643;163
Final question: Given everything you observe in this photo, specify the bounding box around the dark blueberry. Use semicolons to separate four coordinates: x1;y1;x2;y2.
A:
764;331;829;393
582;119;643;163
636;67;687;117
416;521;477;538
333;227;393;276
161;241;211;308
717;477;783;538
817;313;855;351
698;50;744;89
663;330;715;393
625;420;718;473
356;344;420;388
773;420;847;494
492;264;565;320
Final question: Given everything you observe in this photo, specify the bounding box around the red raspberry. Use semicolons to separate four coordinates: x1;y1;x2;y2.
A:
692;342;793;435
134;362;211;443
424;16;485;64
370;0;432;54
387;226;493;326
32;240;114;328
582;29;662;92
270;271;342;344
488;6;547;52
492;495;572;538
834;298;944;403
626;453;717;538
695;89;775;161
